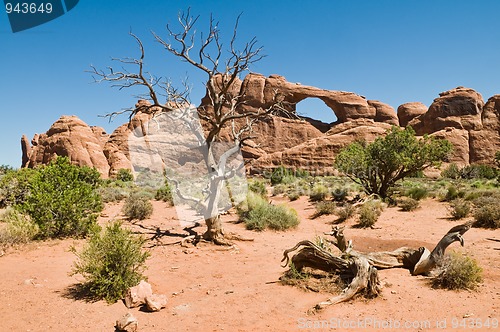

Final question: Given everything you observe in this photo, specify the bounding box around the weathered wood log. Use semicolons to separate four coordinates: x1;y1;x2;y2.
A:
281;222;472;311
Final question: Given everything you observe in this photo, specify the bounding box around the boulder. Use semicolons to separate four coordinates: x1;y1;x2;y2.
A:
469;95;500;164
429;127;470;166
115;313;138;332
145;294;168;312
368;100;399;125
397;102;427;127
414;87;484;135
22;116;110;177
124;280;153;309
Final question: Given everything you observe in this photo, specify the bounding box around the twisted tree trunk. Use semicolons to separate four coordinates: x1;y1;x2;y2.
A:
281;222;472;311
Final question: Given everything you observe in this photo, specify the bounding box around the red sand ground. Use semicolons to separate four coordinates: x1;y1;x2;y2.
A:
0;197;499;331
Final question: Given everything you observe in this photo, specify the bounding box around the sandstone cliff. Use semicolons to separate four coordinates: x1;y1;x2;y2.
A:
21;75;500;176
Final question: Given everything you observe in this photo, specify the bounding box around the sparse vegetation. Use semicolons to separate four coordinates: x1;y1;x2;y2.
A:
399;197;420;211
287;190;301;201
309;184;329;202
155;181;173;205
358;200;383;228
331;187;349;202
116;168;134;182
472;196;500;229
335;203;355;223
70;221;150;303
449;199;471;220
432;252;483;291
123;192;153;220
238;192;299;231
248;179;268;197
311;201;336;219
405;186;428;200
0;168;36;208
0;208;39;248
441;163;461;179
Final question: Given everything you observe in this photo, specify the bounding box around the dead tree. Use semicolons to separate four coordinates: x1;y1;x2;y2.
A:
89;9;287;245
281;222;473;311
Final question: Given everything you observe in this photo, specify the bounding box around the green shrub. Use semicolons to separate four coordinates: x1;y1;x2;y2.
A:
444;186;464;202
97;186;129;203
472;196;500;229
123;192;153;220
70;221;150;303
269;166;295;185
331;188;349;202
0;209;39;247
287;191;301;201
116;168;134;182
399;197;420;211
311;201;336;219
238;192;299;231
441;163;461;179
155;181;173;204
335;204;355;223
449;199;471;220
0;168;36;208
432;252;483;290
248;179;267;197
272;184;288;196
406;186;428;200
19;157;102;239
358;200;383;228
309;184;329;202
460;164;498;180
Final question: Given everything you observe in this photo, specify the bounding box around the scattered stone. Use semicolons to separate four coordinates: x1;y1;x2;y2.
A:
145;294;168;312
124;281;153;309
115;313;138;332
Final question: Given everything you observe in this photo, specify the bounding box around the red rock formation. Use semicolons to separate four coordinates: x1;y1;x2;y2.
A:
397;102;427;127
23;116;110;177
21;79;500;177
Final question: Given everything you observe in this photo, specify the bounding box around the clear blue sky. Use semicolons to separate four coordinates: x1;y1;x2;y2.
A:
2;0;500;167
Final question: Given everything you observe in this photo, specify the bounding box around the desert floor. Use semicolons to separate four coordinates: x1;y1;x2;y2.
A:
0;197;499;331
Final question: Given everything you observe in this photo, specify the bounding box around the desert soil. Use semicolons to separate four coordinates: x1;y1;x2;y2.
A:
0;197;499;331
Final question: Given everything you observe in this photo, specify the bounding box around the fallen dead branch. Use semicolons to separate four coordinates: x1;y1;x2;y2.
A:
281;222;472;312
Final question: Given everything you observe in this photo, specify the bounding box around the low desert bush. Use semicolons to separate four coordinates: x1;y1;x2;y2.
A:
443;185;465;202
331;187;349;202
272;184;288;196
311;201;336;219
123;192;153;220
431;252;483;290
405;186;428;200
287;190;301;201
335;204;355;223
248;179;268;197
155;181;173;205
441;163;461;179
19;157;102;239
309;184;329;202
0;209;39;248
472;196;500;229
239;192;299;231
97;186;128;203
449;199;471;220
70;221;150;303
399;197;420;211
0;168;36;208
460;164;498;180
116;168;134;182
358;200;383;228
